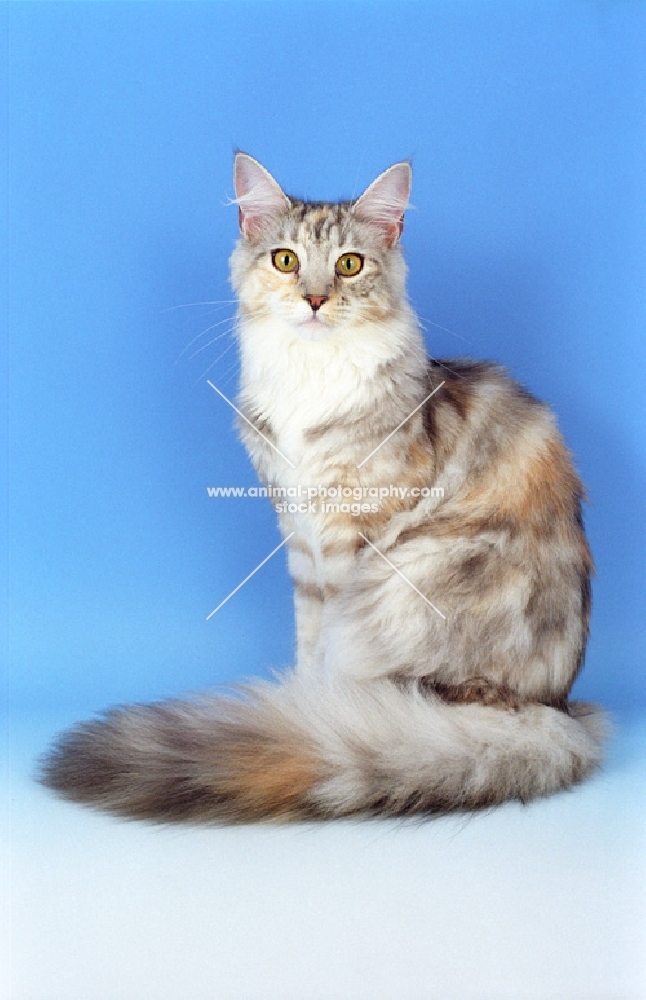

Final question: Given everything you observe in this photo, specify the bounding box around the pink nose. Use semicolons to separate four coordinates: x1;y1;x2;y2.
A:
304;294;328;312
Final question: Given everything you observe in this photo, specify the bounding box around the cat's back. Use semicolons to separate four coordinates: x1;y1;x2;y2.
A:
424;358;587;546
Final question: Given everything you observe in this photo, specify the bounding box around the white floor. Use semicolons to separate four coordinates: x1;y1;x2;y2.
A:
4;713;645;1000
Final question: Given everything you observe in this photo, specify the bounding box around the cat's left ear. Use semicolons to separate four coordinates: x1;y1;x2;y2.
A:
233;152;290;241
353;162;412;247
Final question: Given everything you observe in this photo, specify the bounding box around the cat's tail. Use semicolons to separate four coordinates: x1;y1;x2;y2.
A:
39;674;607;823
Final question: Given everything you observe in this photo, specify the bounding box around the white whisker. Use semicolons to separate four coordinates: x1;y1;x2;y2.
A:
426;355;469;381
175;315;237;363
194;338;237;384
418;314;475;347
188;325;237;360
162;299;237;313
219;358;242;390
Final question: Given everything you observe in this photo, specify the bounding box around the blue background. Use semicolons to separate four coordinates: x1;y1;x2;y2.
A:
6;1;646;716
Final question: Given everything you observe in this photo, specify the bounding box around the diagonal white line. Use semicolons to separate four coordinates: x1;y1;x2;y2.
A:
206;533;295;620
207;380;296;469
356;381;445;469
358;532;446;620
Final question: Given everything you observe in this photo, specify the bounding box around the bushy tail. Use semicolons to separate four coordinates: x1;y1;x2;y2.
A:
40;675;607;823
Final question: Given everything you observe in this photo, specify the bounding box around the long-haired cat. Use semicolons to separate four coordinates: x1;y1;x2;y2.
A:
41;153;605;821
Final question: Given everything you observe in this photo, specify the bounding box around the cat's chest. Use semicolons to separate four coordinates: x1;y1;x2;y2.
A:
242;364;371;475
243;385;366;586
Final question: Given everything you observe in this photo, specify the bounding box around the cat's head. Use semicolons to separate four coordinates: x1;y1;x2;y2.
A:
229;153;412;341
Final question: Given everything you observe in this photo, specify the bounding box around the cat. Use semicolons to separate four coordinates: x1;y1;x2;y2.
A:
41;152;606;822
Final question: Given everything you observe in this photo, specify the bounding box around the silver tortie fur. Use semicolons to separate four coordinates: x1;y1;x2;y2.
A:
41;153;606;822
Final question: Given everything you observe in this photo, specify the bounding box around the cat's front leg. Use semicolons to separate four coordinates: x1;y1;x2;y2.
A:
293;586;324;667
286;534;324;668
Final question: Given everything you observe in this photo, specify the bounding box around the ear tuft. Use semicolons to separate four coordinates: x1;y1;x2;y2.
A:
233;153;290;240
353;162;412;246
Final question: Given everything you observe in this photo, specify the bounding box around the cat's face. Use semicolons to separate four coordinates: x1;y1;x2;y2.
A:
229;155;411;342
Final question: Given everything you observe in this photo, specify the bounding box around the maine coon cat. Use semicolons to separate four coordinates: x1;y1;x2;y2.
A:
42;153;605;821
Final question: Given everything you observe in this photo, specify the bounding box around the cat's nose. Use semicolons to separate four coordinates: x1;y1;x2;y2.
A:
304;294;328;312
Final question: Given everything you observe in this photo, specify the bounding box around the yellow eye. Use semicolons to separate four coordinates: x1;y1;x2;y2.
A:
272;249;299;273
336;253;363;277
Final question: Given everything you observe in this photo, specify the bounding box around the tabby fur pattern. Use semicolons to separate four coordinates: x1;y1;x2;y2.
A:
41;153;605;822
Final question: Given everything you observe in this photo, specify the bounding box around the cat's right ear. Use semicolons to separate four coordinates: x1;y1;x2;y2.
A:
233;153;290;241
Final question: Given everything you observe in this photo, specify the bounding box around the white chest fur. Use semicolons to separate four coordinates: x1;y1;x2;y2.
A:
238;314;424;463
